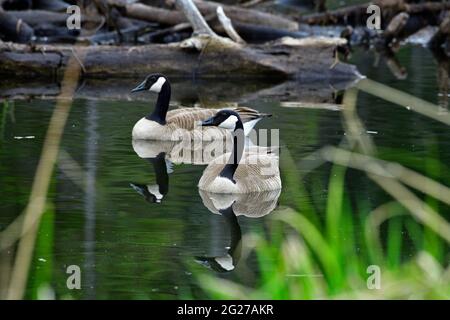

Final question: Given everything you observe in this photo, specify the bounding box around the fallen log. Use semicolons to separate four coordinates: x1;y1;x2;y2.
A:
0;0;359;80
0;36;360;80
107;0;298;31
193;0;298;31
107;1;184;26
0;7;34;43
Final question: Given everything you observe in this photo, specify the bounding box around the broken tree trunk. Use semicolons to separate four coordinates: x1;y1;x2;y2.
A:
0;37;360;80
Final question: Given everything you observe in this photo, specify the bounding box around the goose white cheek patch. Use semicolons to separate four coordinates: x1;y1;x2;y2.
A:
218;115;238;130
149;77;166;93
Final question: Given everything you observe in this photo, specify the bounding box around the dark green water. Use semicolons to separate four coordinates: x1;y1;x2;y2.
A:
0;45;449;299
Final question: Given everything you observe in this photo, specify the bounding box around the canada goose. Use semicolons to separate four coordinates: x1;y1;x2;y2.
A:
130;152;170;204
130;73;270;140
198;110;281;193
196;190;280;272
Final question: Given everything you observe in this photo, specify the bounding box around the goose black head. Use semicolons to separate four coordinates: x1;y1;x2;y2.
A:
201;110;241;131
131;73;168;94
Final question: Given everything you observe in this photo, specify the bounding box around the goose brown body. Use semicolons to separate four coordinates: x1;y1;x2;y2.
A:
198;149;281;193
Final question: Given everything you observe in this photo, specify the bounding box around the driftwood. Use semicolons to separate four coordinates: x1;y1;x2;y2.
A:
175;0;216;36
108;1;183;26
0;8;34;42
193;0;298;31
0;0;358;79
100;0;303;43
0;0;360;82
108;0;298;31
0;37;359;80
216;6;246;44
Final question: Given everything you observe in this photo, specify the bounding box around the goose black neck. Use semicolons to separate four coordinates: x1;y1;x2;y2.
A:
147;152;169;196
146;83;171;125
219;120;244;183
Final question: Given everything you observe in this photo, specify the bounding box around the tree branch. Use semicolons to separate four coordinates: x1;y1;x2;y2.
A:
175;0;217;37
216;6;245;44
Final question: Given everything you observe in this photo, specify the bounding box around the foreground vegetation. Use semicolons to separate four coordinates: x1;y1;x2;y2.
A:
196;81;450;300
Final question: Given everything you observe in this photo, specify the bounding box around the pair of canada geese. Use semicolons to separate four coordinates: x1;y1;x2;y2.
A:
130;73;282;194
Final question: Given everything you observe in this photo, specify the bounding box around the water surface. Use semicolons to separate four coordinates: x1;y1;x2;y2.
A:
0;45;449;299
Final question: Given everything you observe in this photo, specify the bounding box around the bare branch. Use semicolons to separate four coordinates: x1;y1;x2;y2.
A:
216;6;245;44
175;0;217;37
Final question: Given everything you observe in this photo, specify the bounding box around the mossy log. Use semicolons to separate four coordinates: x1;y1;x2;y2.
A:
0;36;360;80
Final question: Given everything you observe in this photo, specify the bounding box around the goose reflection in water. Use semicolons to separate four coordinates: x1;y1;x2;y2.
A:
131;136;264;168
196;190;281;272
129;151;170;204
129;137;273;203
130;138;226;204
129;139;281;272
